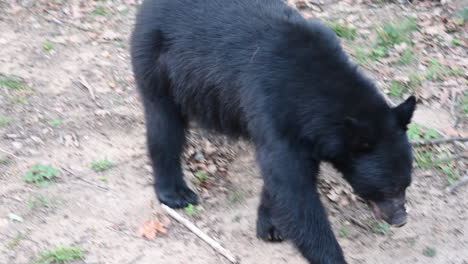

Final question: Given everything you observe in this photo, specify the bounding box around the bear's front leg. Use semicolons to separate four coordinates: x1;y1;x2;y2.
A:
256;140;347;264
257;186;284;242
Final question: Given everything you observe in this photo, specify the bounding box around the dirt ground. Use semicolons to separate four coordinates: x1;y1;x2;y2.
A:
0;0;467;263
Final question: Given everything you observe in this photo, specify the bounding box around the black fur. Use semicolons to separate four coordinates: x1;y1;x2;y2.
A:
131;0;416;263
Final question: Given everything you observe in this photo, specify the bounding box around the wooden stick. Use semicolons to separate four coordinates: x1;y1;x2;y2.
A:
79;75;96;101
446;175;468;194
61;167;109;191
161;204;239;264
0;147;20;160
411;137;468;147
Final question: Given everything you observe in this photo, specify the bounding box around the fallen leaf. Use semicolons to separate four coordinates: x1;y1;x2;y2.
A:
108;81;116;89
138;217;168;239
8;213;24;222
443;127;459;137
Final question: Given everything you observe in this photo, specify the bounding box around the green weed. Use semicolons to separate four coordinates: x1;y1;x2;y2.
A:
193;171;208;185
184;204;202;217
422;247;437;257
49;119;63;126
229;191;243;203
11;96;26;104
424;59;457;81
407;124;440;141
42;42;54;51
0;117;13;126
327;21;357;40
90;158;113;172
408;74;422;89
388;80;406;97
454;8;468;24
459;91;468;114
339;227;349;238
414;149;436;168
6;232;28;249
98;176;107;181
92;7;109;16
28;195;50;210
398;48;414;65
35;245;84;264
376;18;417;47
372;220;390;235
24;164;60;186
0;75;28;90
0;157;10;165
370;45;388;60
450;66;463;76
413;149;459;171
441;165;460;184
353;46;370;66
451;39;461;46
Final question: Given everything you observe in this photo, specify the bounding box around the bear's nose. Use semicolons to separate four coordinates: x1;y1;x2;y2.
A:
390;213;407;227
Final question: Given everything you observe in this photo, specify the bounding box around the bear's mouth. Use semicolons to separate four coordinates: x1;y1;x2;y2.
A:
368;200;407;227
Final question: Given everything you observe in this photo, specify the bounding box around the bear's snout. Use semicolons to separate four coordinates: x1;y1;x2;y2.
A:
369;196;407;227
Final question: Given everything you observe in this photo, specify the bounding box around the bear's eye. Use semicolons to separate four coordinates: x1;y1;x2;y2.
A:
354;142;372;153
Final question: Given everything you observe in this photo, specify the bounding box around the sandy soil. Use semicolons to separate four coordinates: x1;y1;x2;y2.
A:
0;0;467;263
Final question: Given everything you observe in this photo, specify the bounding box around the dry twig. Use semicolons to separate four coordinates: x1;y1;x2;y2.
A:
446;175;468;194
0;147;20;160
79;75;96;101
62;167;109;191
411;137;468;147
161;204;239;264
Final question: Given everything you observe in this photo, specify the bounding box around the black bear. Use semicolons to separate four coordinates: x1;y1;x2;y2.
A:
131;0;416;263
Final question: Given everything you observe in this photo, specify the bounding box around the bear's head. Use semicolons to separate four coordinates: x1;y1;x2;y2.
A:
339;96;416;227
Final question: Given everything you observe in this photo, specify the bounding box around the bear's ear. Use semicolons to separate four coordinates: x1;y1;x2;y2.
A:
393;96;416;130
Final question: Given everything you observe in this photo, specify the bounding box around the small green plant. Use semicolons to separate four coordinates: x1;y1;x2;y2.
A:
24;164;59;186
407;124;440;141
372;220;390;235
0;116;12;126
11;96;26;104
6;232;28;249
42;42;54;51
353;46;370;66
414;150;436;168
451;39;461;46
35;245;84;264
229;191;243;203
339;227;349;238
408;74;422;89
422;247;436;257
425;59;454;81
184;204;202;216
0;75;28;90
90;158;113;172
49;119;63;126
370;45;388;60
98;176;107;181
232;215;242;222
92;7;109;16
398;48;414;65
193;171;208;185
28;195;50;209
440;165;460;184
376;18;417;47
388;80;406;97
0;156;10;165
454;8;468;24
459;91;468;114
327;21;357;40
450;66;463;76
